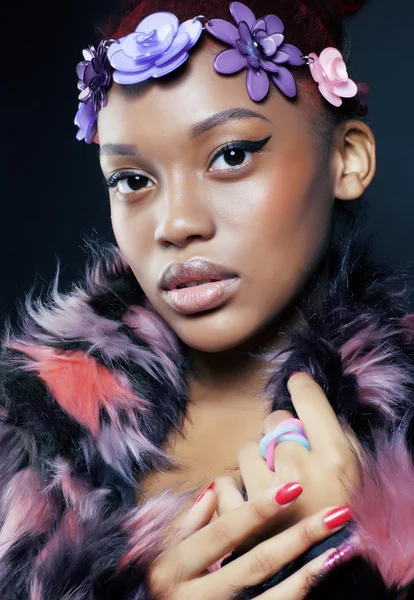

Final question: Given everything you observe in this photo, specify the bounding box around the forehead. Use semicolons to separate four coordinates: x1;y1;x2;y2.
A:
97;41;319;147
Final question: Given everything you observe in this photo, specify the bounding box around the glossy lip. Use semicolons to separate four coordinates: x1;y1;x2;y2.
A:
159;258;238;291
159;258;240;315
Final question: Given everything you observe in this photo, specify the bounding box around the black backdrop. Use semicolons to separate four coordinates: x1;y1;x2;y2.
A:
2;0;413;323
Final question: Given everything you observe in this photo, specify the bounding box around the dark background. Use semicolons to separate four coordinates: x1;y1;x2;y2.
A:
2;0;413;323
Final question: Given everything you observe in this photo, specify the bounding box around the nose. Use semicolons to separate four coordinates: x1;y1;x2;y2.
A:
154;175;216;248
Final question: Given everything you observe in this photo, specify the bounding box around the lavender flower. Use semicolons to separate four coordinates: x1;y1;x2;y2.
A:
205;1;305;102
107;12;203;84
75;41;112;144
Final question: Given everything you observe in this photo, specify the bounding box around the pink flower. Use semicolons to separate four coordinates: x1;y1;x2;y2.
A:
309;47;357;107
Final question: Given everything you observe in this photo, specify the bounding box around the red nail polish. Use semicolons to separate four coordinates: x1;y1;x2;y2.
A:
193;481;215;505
324;505;353;530
324;543;355;571
289;372;301;378
274;482;303;505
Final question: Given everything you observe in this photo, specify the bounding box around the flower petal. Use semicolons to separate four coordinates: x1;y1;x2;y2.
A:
74;100;96;129
83;48;94;61
270;66;297;98
109;48;152;72
269;33;284;47
272;50;289;64
236;39;249;55
318;81;342;106
258;58;279;72
318;47;342;76
280;43;305;66
230;2;256;28
154;32;189;66
214;48;247;74
76;61;88;80
264;14;284;35
253;18;266;32
247;55;260;68
239;21;252;44
178;18;203;49
122;25;174;60
137;12;179;36
205;19;239;45
78;87;91;101
333;79;358;98
113;67;153;84
246;67;270;101
153;52;189;77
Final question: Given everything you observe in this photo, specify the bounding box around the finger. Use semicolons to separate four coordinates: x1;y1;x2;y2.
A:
253;545;355;599
212;504;352;592
169;481;304;580
263;410;294;434
175;486;217;542
287;373;349;452
239;441;274;499
214;476;245;516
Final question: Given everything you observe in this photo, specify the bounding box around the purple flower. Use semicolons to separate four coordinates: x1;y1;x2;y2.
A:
107;12;203;84
205;1;305;102
75;41;112;144
74;100;98;144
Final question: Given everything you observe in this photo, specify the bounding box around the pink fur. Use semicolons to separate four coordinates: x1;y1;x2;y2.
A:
9;343;149;436
48;457;110;520
0;468;58;559
353;436;414;588
118;489;190;569
10;259;182;389
340;325;410;419
96;422;170;483
123;305;180;382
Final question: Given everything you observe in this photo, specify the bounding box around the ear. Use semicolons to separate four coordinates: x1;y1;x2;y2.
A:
332;120;376;201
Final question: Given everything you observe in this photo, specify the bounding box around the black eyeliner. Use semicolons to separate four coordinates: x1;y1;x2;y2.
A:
210;135;272;164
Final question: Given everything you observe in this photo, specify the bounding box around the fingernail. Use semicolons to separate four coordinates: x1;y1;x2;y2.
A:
193;481;215;505
324;505;353;530
324;543;355;571
274;482;303;505
289;372;302;379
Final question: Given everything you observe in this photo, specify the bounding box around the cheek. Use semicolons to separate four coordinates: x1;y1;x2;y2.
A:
110;205;155;286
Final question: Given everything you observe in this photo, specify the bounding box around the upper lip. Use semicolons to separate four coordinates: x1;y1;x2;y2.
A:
159;258;238;291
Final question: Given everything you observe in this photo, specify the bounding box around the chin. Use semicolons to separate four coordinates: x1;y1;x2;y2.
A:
169;311;259;353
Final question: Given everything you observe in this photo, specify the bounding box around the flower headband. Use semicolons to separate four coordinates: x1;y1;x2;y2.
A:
75;1;368;143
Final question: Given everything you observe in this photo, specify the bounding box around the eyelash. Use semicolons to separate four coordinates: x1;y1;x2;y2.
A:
209;136;271;172
105;135;272;193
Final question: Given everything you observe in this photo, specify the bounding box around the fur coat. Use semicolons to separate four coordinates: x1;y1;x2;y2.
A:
1;234;414;600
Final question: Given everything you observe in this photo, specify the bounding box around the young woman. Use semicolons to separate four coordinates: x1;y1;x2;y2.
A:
1;0;414;598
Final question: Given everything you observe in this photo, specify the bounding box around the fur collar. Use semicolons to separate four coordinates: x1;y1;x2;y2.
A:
1;232;414;598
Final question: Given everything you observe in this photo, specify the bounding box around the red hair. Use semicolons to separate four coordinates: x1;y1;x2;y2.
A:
102;0;368;58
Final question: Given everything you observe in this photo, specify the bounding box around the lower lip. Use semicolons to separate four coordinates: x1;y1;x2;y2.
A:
163;278;240;315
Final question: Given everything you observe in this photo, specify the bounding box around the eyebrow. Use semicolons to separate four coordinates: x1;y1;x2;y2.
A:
190;108;270;138
99;108;271;158
100;143;139;158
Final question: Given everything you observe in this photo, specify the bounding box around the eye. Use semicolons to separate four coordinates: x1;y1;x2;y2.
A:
209;136;272;173
105;171;155;195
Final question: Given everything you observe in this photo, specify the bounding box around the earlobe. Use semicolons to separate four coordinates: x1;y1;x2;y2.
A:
333;120;376;201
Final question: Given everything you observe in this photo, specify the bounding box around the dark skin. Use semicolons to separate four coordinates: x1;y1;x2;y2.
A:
97;39;376;598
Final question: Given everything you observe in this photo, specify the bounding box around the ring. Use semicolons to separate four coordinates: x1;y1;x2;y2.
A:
259;418;306;458
260;418;311;472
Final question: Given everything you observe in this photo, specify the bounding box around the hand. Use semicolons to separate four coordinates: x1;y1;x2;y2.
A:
214;372;361;543
147;482;353;600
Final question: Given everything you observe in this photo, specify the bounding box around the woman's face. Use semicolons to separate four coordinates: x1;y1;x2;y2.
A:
98;42;336;352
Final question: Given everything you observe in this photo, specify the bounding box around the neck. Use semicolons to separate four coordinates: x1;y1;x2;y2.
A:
187;302;302;404
185;233;336;405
